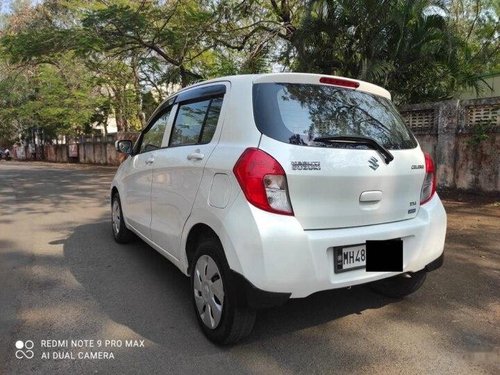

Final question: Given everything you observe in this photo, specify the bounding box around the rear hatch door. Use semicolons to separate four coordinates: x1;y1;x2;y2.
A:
253;77;425;230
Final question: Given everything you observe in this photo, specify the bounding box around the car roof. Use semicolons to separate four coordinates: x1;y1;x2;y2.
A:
178;73;392;100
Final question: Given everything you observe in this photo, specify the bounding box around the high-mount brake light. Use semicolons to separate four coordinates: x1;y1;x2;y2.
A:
233;148;293;215
420;153;436;204
319;77;360;89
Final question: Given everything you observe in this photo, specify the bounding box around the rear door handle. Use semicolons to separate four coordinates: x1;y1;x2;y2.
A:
187;152;205;161
145;156;154;165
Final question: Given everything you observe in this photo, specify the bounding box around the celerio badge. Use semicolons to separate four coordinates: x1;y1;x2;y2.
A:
368;157;379;170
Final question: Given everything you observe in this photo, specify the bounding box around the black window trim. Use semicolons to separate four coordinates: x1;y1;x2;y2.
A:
175;84;226;104
198;98;214;144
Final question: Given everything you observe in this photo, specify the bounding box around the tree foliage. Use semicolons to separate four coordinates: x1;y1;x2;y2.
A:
277;0;499;103
0;0;498;144
0;53;103;143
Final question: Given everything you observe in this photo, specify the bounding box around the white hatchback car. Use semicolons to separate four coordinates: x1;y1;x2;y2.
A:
111;73;447;344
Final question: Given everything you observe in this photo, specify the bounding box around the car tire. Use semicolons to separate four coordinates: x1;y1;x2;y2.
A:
369;270;427;299
191;237;256;345
111;193;134;244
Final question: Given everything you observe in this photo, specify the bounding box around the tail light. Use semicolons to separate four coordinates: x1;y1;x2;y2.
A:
320;77;360;89
233;148;293;215
420;152;436;204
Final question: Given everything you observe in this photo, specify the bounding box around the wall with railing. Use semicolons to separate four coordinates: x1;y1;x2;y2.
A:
13;133;139;166
400;97;499;192
12;97;499;192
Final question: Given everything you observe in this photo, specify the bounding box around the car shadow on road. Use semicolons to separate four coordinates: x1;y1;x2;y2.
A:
0;164;113;215
63;220;396;348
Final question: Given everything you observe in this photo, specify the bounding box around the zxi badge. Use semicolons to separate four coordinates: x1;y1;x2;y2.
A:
368;157;379;170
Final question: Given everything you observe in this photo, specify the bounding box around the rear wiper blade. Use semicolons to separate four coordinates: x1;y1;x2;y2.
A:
312;136;394;164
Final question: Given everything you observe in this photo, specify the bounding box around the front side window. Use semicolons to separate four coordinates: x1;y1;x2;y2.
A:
170;97;223;147
253;83;417;150
140;109;171;153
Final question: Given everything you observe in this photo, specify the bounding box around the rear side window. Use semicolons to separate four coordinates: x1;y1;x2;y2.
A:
201;98;223;144
170;97;223;147
253;83;417;150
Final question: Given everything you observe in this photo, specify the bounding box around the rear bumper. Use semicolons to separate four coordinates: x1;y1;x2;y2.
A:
230;271;291;309
232;253;444;309
222;193;447;298
425;252;444;272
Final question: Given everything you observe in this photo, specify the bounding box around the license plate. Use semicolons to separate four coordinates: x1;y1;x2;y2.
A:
366;239;403;272
334;244;366;273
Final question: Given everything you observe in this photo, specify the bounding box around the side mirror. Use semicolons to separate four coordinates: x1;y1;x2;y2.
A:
115;140;133;155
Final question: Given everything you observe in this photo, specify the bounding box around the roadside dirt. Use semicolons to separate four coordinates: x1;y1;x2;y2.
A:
1;161;499;374
442;194;499;266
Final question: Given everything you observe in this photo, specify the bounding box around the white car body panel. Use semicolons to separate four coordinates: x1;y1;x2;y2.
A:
253;72;391;99
120;152;154;237
112;73;447;299
259;136;425;229
194;191;446;298
149;83;230;260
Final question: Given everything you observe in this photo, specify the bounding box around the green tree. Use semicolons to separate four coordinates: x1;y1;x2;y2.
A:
1;0;498;141
447;0;500;95
276;0;496;103
0;52;105;142
0;0;151;132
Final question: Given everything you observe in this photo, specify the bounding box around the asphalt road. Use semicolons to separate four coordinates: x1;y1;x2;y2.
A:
1;161;499;375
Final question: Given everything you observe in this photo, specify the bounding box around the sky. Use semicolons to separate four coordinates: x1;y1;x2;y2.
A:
0;0;11;14
0;0;42;14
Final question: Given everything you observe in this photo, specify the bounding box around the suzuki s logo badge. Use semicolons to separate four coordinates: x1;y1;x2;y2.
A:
368;157;379;170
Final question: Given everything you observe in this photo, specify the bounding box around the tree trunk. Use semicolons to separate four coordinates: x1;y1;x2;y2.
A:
179;65;188;88
132;56;146;127
114;88;125;132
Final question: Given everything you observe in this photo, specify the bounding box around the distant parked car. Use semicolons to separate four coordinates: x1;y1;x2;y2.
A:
0;147;11;160
110;73;447;344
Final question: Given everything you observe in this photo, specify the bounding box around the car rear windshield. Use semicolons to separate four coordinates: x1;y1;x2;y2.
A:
253;83;417;150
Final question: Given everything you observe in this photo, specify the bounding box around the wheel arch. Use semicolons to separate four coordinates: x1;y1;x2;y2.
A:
111;186;119;202
182;215;244;277
110;185;131;229
185;223;222;274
